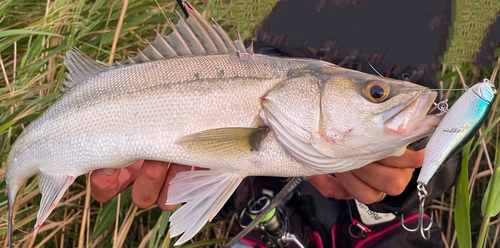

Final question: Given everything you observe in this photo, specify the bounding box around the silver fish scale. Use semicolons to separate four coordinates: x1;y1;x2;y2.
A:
56;54;290;118
6;54;321;186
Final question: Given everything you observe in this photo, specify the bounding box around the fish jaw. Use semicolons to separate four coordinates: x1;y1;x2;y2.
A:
260;67;445;174
383;89;443;141
309;71;444;158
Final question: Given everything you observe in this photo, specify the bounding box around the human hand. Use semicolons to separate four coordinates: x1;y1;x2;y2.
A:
308;149;425;204
90;160;192;210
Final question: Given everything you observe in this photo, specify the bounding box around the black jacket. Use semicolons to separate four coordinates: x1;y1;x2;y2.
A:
216;0;500;247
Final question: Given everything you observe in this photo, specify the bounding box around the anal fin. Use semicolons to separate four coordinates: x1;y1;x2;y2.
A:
166;170;244;246
34;174;75;234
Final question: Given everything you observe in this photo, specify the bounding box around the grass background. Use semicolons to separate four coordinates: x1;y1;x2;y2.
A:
0;0;500;247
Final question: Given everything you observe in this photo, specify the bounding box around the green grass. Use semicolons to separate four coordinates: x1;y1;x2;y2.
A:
0;0;500;247
0;0;261;247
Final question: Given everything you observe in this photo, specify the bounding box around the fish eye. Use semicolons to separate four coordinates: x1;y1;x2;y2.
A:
362;81;390;103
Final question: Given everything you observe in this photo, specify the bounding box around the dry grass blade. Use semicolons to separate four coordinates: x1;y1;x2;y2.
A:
491;57;500;82
138;229;153;248
491;223;500;247
109;0;129;65
16;211;81;247
455;65;468;89
0;54;10;86
78;174;92;248
469;146;485;198
116;204;138;248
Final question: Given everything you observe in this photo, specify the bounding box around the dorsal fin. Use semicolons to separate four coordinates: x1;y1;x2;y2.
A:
234;31;246;52
124;0;248;64
63;0;250;87
63;49;110;88
184;3;228;53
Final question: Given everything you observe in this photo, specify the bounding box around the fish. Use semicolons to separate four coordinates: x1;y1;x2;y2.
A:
5;0;442;246
417;79;497;186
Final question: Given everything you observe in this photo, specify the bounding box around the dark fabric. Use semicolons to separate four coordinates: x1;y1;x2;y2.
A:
258;0;451;65
351;217;445;248
334;203;445;248
257;0;500;66
213;1;496;247
254;0;466;218
220;177;318;248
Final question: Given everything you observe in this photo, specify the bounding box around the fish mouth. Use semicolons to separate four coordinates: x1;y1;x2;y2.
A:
382;90;443;138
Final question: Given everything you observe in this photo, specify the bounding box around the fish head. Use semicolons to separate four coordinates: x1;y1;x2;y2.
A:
316;70;441;156
262;65;442;171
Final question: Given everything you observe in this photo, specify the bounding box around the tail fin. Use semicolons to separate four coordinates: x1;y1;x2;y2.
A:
166;170;244;246
8;190;16;248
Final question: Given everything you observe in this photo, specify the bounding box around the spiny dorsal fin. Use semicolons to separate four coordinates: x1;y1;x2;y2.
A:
247;41;254;53
63;48;110;88
184;3;228;53
63;0;251;87
234;31;245;52
174;10;207;55
125;0;248;64
211;17;237;53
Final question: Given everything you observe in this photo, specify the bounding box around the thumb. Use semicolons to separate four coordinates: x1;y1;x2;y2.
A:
308;174;352;199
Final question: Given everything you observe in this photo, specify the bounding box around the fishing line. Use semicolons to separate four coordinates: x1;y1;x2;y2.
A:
367;63;467;91
368;62;383;77
430;89;466;91
154;0;169;21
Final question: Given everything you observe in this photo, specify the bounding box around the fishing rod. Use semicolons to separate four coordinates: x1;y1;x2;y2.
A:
225;177;304;248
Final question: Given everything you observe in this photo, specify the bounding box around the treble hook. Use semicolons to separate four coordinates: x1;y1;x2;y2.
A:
401;183;433;239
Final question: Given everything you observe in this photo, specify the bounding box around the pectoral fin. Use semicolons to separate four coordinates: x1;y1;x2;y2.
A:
34;174;75;234
166;170;244;245
175;127;269;156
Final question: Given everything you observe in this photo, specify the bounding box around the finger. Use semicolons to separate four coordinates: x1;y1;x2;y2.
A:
90;160;143;203
377;149;425;168
117;161;143;191
307;174;352;199
336;171;384;204
353;162;415;196
132;160;170;208
157;163;192;211
90;168;121;203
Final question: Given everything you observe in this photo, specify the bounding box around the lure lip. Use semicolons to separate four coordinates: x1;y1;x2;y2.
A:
472;81;497;103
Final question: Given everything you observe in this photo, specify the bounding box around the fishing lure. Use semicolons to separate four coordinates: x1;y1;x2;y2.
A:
402;79;497;239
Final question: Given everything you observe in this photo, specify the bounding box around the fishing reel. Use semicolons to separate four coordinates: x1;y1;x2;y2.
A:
239;195;305;248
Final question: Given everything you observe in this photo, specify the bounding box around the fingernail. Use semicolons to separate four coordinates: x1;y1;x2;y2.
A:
100;168;116;176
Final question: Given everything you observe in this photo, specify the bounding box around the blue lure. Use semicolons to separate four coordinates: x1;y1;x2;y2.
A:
403;79;497;239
